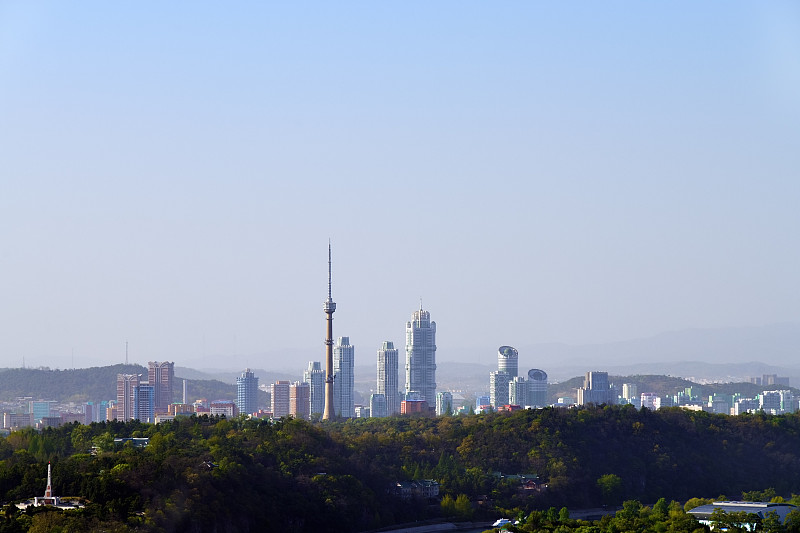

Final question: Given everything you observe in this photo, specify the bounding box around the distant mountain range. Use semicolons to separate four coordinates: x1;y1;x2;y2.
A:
0;364;236;403
513;322;800;377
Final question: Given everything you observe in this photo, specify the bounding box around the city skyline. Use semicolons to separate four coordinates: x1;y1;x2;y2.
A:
1;3;798;371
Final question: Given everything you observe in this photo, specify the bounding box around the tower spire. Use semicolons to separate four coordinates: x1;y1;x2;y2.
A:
328;240;333;301
322;241;337;421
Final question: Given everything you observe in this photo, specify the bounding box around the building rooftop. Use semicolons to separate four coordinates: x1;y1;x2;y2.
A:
688;501;798;524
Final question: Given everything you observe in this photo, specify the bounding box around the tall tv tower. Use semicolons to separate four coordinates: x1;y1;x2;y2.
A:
322;242;337;420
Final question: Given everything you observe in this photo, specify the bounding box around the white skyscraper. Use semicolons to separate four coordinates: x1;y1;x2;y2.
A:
333;336;355;418
377;341;400;415
303;361;326;417
405;307;437;404
497;346;518;378
236;368;259;417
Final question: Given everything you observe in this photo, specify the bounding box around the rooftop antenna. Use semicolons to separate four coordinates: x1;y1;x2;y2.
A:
125;341;128;365
328;240;333;301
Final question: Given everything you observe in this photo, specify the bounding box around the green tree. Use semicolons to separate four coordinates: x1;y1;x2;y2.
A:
684;497;714;512
761;510;786;533
742;488;777;502
454;494;473;520
440;494;456;517
596;474;623;506
652;497;669;518
785;509;800;533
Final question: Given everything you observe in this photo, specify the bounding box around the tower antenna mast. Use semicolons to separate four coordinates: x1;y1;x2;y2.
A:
322;241;337;421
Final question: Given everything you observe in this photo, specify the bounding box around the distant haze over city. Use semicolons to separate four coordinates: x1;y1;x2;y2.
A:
1;3;798;372
6;323;800;382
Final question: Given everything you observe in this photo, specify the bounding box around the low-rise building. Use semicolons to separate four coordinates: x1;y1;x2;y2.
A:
687;501;797;530
209;400;237;417
393;480;440;500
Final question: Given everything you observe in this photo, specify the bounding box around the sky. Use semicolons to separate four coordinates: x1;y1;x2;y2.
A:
1;2;799;372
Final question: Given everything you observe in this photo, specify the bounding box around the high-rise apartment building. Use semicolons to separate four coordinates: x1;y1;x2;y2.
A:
236;369;259;417
498;346;518;378
271;380;290;418
509;376;527;406
622;383;638;402
436;391;453;416
528;369;548;407
405;307;437;404
370;394;387;418
148;361;174;412
304;361;325;417
577;371;615;406
760;390;795;414
333;337;355;418
640;392;661;410
377;341;399;415
134;384;155;423
290;381;311;420
489;370;510;408
116;374;140;421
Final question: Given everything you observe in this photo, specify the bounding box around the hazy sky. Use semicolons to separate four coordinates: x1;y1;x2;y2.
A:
1;2;798;371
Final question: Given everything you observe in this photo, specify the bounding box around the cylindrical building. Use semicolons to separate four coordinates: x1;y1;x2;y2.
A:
528;369;548;407
497;346;518;378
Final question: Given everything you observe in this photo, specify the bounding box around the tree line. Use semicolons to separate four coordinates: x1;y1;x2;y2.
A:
1;405;800;531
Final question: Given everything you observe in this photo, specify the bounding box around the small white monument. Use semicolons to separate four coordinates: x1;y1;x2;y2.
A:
33;462;61;506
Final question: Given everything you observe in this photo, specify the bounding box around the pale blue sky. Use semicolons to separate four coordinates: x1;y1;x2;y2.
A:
1;2;798;370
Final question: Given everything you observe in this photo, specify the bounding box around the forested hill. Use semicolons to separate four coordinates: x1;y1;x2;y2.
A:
548;374;795;403
2;407;800;532
0;365;235;403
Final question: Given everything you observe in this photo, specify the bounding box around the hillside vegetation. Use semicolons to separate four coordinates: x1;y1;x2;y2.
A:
548;374;795;404
0;365;235;403
1;406;800;531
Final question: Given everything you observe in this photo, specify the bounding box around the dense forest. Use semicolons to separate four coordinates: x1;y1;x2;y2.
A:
1;406;800;532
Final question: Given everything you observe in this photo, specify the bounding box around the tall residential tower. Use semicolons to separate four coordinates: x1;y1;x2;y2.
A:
304;361;325;417
377;341;399;415
333;337;355;418
116;373;140;421
236;368;259;416
405;306;437;404
148;361;174;412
